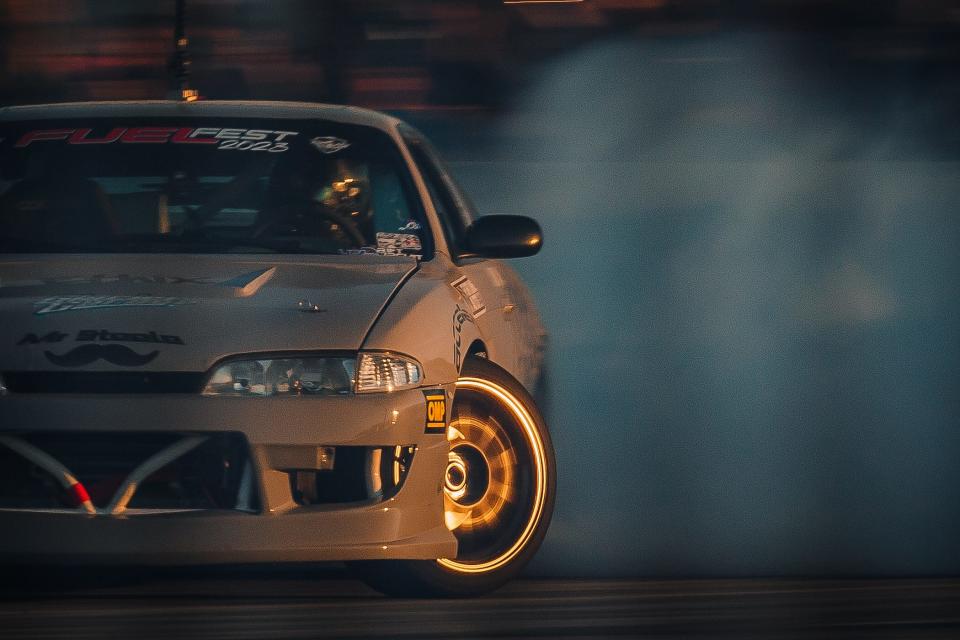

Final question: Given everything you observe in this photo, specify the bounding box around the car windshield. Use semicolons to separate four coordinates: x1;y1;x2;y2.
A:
0;117;428;256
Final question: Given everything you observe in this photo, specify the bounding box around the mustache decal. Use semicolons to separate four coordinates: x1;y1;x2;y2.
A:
44;344;159;367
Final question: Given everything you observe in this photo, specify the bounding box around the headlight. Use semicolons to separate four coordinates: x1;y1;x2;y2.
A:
355;352;422;393
202;357;356;397
201;352;423;396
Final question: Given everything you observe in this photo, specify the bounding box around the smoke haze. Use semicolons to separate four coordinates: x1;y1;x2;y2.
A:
445;33;960;576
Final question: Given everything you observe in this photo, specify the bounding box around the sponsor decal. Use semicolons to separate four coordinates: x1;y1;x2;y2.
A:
13;127;297;153
44;344;159;368
340;246;382;256
19;328;185;348
1;272;277;290
341;242;421;259
376;232;422;256
1;275;212;289
34;295;194;315
76;329;184;345
423;389;447;434
18;328;184;366
451;275;486;318
17;330;69;345
310;136;351;154
398;220;422;232
452;305;474;371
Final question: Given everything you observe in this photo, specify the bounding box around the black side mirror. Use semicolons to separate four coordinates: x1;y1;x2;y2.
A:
463;215;543;259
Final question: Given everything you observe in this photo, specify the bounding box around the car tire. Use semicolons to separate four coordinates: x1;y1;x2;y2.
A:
352;356;556;597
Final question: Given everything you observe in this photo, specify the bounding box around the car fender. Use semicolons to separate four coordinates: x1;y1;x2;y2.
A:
361;257;484;388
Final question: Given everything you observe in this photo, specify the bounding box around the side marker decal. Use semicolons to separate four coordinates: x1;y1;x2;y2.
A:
451;276;487;318
453;305;474;371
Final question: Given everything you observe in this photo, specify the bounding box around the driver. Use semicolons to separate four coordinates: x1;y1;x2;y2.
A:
260;155;373;247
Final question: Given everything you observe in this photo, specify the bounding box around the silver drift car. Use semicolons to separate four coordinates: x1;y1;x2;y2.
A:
0;101;555;597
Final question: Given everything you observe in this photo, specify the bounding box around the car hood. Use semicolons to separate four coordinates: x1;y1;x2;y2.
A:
0;254;417;373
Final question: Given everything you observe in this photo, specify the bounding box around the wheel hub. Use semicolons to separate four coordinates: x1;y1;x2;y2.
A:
444;444;490;507
444;453;468;496
439;375;549;574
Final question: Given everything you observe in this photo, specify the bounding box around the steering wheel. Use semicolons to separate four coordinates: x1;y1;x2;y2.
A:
253;202;368;247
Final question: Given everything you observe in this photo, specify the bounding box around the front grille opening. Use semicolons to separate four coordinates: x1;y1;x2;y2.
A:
128;434;255;511
0;432;258;512
0;451;65;509
1;371;205;394
290;445;415;506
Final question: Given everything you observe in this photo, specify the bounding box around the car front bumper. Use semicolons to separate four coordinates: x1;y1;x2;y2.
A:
0;388;458;565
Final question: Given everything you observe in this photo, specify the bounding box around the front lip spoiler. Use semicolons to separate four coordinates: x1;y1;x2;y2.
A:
0;509;457;564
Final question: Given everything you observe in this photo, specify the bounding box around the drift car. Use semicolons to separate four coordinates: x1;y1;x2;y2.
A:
0;101;555;596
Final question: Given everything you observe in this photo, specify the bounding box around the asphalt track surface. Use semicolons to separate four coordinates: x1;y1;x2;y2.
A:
1;569;958;639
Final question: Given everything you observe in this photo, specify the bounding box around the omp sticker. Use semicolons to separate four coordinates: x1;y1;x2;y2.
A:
34;295;195;315
450;276;486;318
423;390;447;433
376;232;422;255
398;219;422;231
310;136;351;154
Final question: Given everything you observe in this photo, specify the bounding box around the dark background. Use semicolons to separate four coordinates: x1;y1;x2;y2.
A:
2;0;959;577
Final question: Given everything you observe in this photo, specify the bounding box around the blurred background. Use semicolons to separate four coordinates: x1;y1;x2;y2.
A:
2;0;959;578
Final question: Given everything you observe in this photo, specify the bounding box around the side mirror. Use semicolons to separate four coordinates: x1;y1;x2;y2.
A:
463;215;543;259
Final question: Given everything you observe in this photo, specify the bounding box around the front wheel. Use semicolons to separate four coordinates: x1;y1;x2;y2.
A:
353;357;556;597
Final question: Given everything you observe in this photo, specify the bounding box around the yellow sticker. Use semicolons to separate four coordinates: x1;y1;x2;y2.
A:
423;390;446;433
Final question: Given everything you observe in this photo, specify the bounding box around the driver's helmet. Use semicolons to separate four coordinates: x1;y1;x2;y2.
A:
266;156;373;243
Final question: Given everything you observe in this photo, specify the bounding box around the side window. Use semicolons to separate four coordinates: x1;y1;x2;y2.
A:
402;130;474;256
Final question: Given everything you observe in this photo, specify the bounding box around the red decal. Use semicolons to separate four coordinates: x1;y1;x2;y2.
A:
121;127;177;144
68;128;126;144
14;129;75;148
68;482;91;506
172;127;218;144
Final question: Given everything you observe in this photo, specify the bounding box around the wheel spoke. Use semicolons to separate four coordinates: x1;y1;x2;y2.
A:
440;375;550;574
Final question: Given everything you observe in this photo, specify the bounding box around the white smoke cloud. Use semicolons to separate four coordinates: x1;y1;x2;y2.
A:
450;33;960;576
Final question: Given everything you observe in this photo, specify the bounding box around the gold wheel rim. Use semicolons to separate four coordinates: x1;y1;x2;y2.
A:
439;377;549;574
